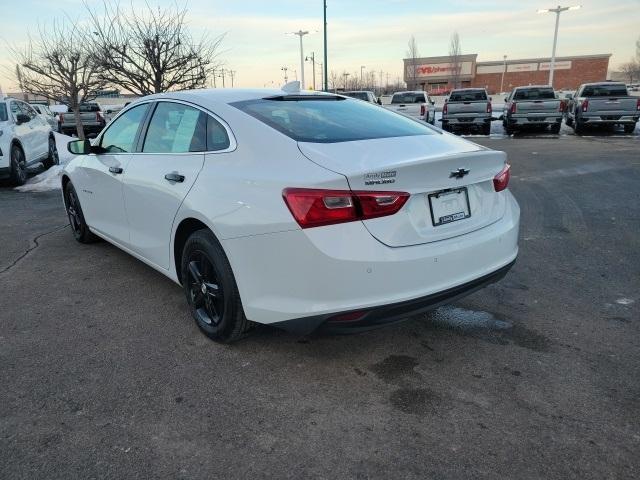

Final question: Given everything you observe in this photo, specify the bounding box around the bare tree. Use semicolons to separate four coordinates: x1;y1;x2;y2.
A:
329;70;339;92
86;1;224;96
406;35;420;90
620;61;640;84
449;32;462;89
11;19;106;140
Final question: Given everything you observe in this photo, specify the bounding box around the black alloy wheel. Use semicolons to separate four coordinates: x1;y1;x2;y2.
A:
10;145;27;186
64;182;97;243
43;137;59;169
181;230;250;343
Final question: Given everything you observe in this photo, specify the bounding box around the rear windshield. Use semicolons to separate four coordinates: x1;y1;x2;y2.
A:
0;103;7;122
449;90;487;102
345;92;369;101
513;88;556;100
581;84;628;97
232;96;434;143
391;93;425;104
78;104;101;112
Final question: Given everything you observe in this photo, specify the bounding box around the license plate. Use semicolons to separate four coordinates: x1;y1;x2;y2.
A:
428;188;471;226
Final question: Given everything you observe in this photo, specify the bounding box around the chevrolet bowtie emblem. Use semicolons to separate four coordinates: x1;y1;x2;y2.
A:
450;168;470;179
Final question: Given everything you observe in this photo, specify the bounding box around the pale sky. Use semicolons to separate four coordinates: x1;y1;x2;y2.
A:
1;0;639;91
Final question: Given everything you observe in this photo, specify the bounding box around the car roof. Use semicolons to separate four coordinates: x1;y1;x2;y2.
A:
391;91;426;95
450;88;486;92
513;85;553;90
133;88;336;109
581;82;625;87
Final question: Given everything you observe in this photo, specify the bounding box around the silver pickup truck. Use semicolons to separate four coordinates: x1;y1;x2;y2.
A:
58;102;107;137
384;91;436;124
442;88;492;135
502;86;564;134
565;82;639;134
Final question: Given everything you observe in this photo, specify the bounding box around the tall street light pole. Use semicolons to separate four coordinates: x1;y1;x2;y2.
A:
537;5;581;88
281;66;289;83
323;0;328;91
288;30;310;89
360;66;365;87
500;55;507;94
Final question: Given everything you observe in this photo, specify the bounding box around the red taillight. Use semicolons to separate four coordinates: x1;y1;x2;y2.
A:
420;104;425;116
282;188;410;229
443;103;448;115
487;102;492;114
559;100;566;113
636;98;640;111
493;164;511;192
510;102;517;114
582;99;589;112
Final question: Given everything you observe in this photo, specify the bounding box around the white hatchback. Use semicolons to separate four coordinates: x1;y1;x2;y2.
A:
1;98;58;185
62;88;519;342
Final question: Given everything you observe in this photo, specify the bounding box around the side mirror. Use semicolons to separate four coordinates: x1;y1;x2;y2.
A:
105;109;112;114
16;113;30;125
377;98;382;105
489;97;493;102
67;139;91;155
565;93;573;100
430;100;435;105
504;97;508;102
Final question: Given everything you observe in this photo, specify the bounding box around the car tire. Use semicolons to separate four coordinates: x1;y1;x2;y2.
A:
10;144;27;186
64;181;98;243
550;123;561;134
442;122;450;132
565;116;574;127
181;229;251;343
574;121;585;135
42;136;59;169
482;123;491;136
623;123;636;134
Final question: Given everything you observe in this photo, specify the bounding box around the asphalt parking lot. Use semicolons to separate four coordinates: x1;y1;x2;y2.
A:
1;134;639;479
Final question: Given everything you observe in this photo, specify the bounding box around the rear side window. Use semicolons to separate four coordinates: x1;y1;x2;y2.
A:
0;103;7;122
581;84;628;97
449;90;487;101
100;104;148;153
345;92;368;101
391;93;425;104
513;88;556;100
143;102;207;153
232;96;434;143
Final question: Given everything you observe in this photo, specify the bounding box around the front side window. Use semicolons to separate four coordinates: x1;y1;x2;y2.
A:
0;103;8;122
100;104;148;153
142;102;207;153
233;96;434;143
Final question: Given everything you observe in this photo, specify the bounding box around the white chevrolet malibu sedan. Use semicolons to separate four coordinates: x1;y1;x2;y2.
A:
62;87;519;342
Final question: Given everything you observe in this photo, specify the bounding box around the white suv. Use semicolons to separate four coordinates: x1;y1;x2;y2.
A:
0;97;58;185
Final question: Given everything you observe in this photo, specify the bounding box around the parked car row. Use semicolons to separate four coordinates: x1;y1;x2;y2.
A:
0;97;59;185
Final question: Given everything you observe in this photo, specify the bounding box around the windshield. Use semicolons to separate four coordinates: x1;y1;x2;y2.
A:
78;104;101;112
581;84;628;97
0;103;7;122
345;92;369;101
391;93;425;104
232;96;434;143
513;88;556;100
449;90;487;102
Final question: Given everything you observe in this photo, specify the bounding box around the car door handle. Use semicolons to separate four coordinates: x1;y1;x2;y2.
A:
109;166;123;174
164;173;185;183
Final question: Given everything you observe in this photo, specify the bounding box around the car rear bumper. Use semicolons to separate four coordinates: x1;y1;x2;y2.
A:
507;115;562;125
581;115;638;124
222;191;520;332
444;116;492;125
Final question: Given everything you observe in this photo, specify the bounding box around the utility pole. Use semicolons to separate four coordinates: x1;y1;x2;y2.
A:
219;68;226;88
343;72;350;89
537;5;581;87
360;66;365;88
323;0;328;91
317;62;323;91
229;70;236;88
306;52;316;90
281;66;289;83
500;55;507;94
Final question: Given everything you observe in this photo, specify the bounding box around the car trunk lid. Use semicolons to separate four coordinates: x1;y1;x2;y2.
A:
298;134;508;247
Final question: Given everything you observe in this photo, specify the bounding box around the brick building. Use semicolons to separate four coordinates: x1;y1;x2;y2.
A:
404;53;611;94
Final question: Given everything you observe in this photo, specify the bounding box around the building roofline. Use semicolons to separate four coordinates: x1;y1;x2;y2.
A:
404;54;478;63
477;53;611;66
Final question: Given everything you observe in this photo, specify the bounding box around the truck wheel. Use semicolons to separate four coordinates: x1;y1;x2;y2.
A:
624;123;636;134
482;123;491;136
574;121;585;135
442;122;450;132
550;123;561;134
565;116;573;127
